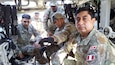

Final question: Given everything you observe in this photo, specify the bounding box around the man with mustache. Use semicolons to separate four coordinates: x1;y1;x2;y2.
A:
50;7;115;65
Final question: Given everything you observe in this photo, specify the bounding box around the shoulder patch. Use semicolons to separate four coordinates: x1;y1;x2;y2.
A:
86;54;95;61
86;52;97;64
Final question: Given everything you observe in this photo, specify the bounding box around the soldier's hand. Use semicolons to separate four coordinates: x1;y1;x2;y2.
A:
33;42;41;48
18;53;24;59
48;32;53;36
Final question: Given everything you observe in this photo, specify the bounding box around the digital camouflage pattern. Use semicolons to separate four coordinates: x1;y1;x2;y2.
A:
16;23;41;55
53;22;77;45
50;28;115;65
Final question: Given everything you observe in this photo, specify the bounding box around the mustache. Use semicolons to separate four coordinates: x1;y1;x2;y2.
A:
77;24;85;28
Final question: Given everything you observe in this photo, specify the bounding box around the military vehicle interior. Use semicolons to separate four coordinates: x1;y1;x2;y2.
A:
0;0;115;65
0;0;115;40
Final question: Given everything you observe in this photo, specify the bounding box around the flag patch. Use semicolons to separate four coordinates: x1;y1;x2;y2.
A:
86;54;95;61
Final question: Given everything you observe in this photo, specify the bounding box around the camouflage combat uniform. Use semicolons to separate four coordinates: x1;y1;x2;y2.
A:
51;28;115;65
31;17;47;38
43;7;65;34
16;23;41;55
53;22;77;45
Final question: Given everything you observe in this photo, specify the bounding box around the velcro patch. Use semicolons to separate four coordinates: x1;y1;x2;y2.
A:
86;54;95;61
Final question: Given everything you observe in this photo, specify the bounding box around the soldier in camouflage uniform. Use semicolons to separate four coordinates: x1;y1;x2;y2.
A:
40;12;77;46
50;7;115;65
39;12;78;65
31;12;47;38
16;14;41;58
43;2;65;36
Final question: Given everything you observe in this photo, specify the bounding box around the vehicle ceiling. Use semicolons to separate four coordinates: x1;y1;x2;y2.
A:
45;0;115;9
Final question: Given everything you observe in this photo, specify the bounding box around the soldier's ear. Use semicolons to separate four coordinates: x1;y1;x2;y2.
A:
92;18;96;24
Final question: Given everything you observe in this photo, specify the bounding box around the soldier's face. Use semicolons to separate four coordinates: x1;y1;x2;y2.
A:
34;13;39;19
51;6;57;12
55;18;64;28
21;18;31;28
75;11;95;37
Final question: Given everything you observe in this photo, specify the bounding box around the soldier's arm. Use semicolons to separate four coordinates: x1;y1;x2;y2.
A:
96;35;110;65
53;24;74;44
96;39;115;65
50;38;76;65
43;9;50;32
15;25;24;58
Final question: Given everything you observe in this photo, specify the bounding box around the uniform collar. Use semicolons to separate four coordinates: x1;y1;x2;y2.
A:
77;28;96;45
20;23;31;32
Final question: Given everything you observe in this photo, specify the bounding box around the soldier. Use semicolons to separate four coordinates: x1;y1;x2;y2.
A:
16;14;42;59
50;7;115;65
38;13;78;64
31;12;47;38
43;2;65;36
32;12;42;22
40;12;77;46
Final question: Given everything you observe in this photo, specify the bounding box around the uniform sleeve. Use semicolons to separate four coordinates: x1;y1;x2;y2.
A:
15;25;22;54
96;35;109;65
50;46;68;65
50;39;76;65
97;43;108;65
97;39;115;65
15;44;22;54
53;24;72;44
43;9;50;32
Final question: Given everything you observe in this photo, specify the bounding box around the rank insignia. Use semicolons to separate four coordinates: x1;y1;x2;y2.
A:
89;46;97;50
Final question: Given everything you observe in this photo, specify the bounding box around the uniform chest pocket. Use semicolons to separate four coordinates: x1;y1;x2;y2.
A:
77;45;90;54
20;31;32;40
